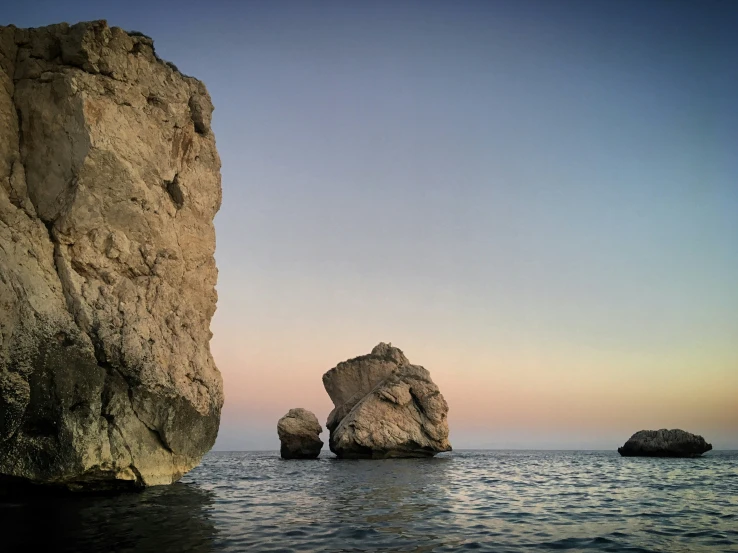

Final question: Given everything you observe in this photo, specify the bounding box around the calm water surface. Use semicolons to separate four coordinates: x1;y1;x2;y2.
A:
3;450;738;552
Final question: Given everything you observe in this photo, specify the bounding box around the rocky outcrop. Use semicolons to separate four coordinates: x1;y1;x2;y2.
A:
0;21;223;491
618;429;712;458
323;343;451;459
323;342;408;434
277;408;323;459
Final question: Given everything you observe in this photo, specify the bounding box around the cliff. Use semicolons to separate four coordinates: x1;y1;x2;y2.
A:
0;20;223;491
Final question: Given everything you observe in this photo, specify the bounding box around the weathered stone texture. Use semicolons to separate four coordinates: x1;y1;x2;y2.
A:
277;408;323;459
0;20;222;490
323;343;451;459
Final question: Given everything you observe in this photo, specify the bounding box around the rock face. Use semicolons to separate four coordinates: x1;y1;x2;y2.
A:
0;21;223;491
323;343;451;459
277;408;323;459
618;429;712;458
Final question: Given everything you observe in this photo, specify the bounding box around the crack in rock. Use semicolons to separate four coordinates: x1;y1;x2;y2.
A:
0;20;222;491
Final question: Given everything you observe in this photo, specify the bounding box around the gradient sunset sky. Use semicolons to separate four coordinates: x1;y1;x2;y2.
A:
6;1;737;450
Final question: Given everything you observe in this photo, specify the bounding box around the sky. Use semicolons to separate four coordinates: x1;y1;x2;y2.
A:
5;0;738;450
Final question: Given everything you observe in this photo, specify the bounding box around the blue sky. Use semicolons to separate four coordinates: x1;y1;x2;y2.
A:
5;1;737;449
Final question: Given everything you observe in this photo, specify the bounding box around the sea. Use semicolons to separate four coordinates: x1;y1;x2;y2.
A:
3;450;737;552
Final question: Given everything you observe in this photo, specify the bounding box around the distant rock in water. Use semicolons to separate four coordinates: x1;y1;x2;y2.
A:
277;409;323;459
0;21;223;491
618;429;712;457
322;343;451;459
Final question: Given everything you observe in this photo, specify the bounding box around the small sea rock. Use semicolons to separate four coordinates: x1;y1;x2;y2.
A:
618;429;712;457
277;408;323;459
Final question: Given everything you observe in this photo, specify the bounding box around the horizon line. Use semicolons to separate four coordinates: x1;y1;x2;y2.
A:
209;448;737;453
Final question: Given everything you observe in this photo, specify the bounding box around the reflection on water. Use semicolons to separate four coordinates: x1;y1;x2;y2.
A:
2;482;217;553
2;450;737;552
319;457;458;552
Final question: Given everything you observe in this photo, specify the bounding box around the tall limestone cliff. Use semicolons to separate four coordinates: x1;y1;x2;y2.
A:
0;21;223;491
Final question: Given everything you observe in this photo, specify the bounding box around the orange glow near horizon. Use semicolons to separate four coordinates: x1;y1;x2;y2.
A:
210;321;738;450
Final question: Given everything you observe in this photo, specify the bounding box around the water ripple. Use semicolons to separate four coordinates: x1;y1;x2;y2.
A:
2;450;737;552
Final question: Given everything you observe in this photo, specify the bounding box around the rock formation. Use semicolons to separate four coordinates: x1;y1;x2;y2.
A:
323;343;451;458
277;408;323;459
618;429;712;458
0;21;223;491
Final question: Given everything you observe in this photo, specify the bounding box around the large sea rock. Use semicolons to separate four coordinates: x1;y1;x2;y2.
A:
323;343;451;459
0;21;223;491
618;429;712;458
277;408;323;459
